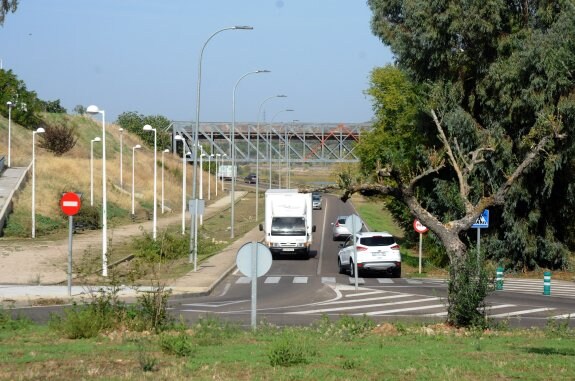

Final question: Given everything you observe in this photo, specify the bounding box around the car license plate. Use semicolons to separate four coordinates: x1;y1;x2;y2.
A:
284;248;295;252
373;251;384;257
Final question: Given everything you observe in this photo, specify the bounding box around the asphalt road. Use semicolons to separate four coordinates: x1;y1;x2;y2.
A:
168;194;575;329
12;194;575;328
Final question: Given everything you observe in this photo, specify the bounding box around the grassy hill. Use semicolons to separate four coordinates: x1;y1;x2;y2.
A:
0;112;195;238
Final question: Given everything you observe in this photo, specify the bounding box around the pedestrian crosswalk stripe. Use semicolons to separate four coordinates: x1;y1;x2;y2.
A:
489;308;554;318
377;279;393;284
265;277;280;284
321;277;336;284
236;277;251;284
349;277;365;285
405;279;423;284
359;303;445;316
293;277;308;284
290;297;439;315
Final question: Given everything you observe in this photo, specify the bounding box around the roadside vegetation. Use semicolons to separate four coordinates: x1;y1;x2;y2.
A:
1;300;574;380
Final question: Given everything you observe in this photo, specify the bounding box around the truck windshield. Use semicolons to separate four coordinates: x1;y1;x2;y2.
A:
271;217;306;236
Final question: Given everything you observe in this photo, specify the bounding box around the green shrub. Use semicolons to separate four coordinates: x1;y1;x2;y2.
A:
133;230;188;262
159;332;196;357
0;307;32;331
314;314;375;341
35;214;63;235
72;204;101;230
137;339;158;372
447;253;493;328
49;303;106;339
268;329;316;367
133;285;172;333
192;316;239;346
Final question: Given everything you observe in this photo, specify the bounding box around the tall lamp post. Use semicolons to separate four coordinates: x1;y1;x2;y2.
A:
143;124;157;240
192;25;253;264
6;101;13;167
119;128;124;188
174;135;186;235
231;69;270;238
131;144;141;215
208;154;214;200
215;153;221;197
268;109;294;189
90;136;101;206
31;127;45;238
161;148;170;213
86;105;108;277
255;95;287;220
288;120;299;188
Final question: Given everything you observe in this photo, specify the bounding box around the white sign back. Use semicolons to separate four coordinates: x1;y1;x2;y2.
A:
236;242;272;277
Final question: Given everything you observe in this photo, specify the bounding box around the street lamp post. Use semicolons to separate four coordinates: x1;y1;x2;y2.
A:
288;120;299;188
174;135;186;235
268;109;294;189
255;95;287;220
86;105;108;277
90;137;101;206
119;128;124;188
192;25;253;264
200;151;205;226
161;148;170;214
6;101;13;167
31;127;45;238
208;154;214;200
215;153;221;197
143;124;157;240
131;144;141;215
231;69;270;238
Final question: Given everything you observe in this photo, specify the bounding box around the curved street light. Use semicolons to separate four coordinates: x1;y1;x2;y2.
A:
86;105;108;276
90;136;101;206
131;144;141;215
255;95;287;220
230;69;270;238
31;127;45;238
143;124;157;240
268;109;294;189
191;25;253;264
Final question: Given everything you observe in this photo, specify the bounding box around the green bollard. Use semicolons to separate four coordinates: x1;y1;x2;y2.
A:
496;267;504;290
543;271;551;296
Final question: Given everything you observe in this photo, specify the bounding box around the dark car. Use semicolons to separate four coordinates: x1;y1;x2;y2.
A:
244;173;257;184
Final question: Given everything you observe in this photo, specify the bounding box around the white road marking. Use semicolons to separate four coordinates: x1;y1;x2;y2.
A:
361;303;444;316
293;277;308;284
377;278;393;284
288;297;439;315
321;277;336;284
265;277;281;284
489;308;554;318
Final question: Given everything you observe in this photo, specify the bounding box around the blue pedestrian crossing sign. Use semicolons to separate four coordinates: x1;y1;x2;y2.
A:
472;209;489;229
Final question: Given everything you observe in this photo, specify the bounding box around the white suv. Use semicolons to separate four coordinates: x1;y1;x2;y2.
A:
337;232;401;278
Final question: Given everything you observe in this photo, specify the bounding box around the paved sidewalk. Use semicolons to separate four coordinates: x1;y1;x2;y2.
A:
0;190;264;306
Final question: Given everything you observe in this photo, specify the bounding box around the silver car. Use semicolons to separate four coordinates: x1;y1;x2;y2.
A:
331;215;352;241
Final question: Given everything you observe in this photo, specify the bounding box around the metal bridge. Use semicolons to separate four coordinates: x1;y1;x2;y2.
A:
170;121;372;164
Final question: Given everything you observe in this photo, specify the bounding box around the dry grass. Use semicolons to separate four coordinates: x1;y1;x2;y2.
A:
0;113;219;233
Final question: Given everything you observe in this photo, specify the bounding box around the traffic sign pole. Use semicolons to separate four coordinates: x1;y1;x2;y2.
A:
251;242;258;329
413;220;428;274
68;216;73;296
60;192;81;296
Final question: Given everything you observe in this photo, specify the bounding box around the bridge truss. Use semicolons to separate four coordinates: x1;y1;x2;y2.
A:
171;121;372;164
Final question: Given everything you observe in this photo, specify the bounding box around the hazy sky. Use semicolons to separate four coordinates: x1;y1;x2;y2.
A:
1;1;393;123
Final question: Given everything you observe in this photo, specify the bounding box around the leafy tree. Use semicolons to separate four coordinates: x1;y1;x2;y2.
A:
39;99;67;114
0;69;42;128
116;111;171;150
0;0;17;26
343;1;575;327
73;105;86;115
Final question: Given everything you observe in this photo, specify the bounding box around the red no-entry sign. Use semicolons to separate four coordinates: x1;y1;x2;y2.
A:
60;192;81;216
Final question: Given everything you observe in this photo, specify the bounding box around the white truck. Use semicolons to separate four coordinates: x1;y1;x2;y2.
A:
217;165;236;181
260;189;316;259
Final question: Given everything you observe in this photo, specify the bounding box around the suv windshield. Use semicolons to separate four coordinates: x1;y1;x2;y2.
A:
360;236;396;246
